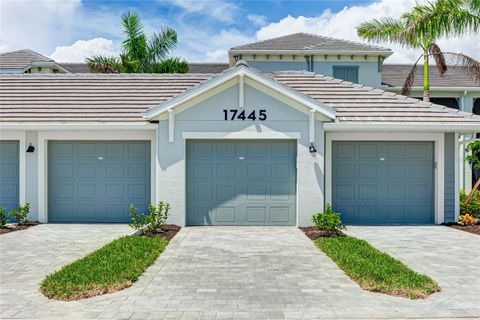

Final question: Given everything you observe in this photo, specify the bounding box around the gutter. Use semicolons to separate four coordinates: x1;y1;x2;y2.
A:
0;123;158;131
229;49;393;57
382;85;480;93
324;123;480;133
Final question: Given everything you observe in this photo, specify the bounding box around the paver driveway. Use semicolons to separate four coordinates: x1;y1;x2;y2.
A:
0;225;479;319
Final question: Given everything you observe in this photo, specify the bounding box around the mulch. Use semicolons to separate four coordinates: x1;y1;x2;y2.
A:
444;223;480;235
141;224;181;241
0;222;40;235
299;226;346;240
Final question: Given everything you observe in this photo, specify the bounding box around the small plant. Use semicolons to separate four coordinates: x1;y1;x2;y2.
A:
9;203;31;224
129;201;171;233
459;214;478;226
0;206;7;227
460;190;480;218
312;204;345;234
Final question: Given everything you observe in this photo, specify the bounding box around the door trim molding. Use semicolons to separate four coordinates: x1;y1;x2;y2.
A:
37;130;156;223
325;132;444;224
182;132;301;140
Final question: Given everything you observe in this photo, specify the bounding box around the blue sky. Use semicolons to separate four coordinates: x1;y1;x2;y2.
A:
1;0;478;64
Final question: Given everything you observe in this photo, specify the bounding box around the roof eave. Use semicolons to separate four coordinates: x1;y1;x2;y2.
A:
382;85;480;92
324;122;480;133
229;49;393;57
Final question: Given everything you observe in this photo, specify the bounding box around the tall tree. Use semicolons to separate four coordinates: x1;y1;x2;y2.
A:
357;0;480;101
87;11;188;73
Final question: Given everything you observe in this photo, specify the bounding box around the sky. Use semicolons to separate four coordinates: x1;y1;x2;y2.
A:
0;0;479;64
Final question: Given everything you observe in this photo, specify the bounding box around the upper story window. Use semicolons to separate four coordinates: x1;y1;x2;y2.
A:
332;66;359;83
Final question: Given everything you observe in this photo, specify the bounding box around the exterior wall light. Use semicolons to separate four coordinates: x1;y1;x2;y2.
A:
309;143;317;153
26;143;35;153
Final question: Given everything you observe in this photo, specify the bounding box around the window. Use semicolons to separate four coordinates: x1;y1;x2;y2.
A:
332;66;359;83
430;97;459;109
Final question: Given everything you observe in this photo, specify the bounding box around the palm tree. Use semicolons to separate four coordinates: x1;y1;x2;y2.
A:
87;11;188;73
357;0;480;101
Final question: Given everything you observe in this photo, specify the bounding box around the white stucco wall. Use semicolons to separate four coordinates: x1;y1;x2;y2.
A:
156;83;327;226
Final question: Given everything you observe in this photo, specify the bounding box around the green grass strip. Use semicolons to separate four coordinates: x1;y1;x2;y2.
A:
40;235;168;301
316;236;440;299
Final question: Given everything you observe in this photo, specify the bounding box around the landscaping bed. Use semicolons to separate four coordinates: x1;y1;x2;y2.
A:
0;221;39;235
40;224;180;301
444;223;480;235
299;226;346;240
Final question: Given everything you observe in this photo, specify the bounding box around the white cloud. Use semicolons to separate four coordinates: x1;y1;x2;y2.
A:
255;0;480;63
50;38;119;62
247;14;267;27
167;0;240;23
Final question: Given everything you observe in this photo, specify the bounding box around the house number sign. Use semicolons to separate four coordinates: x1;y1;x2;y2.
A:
223;109;267;121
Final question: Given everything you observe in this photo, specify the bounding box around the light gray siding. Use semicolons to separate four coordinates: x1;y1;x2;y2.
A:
246;60;382;87
156;83;326;227
444;133;456;222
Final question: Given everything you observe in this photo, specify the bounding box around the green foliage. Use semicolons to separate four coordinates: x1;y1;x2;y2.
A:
316;236;440;299
357;0;480;99
87;11;187;74
129;201;171;232
465;140;480;170
312;204;345;232
0;206;7;227
9;203;31;224
460;189;480;218
40;235;168;300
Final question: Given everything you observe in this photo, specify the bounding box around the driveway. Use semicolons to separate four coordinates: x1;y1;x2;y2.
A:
0;225;479;319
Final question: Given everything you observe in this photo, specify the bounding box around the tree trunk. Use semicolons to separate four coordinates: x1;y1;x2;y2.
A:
423;50;430;102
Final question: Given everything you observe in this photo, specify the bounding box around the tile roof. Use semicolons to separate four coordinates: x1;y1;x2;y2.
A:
1;70;478;124
382;64;480;88
0;49;53;70
59;63;91;73
0;74;214;122
58;62;230;74
230;33;391;53
271;71;480;123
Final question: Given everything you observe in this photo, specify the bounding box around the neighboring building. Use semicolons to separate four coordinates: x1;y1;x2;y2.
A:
228;33;393;88
0;49;69;74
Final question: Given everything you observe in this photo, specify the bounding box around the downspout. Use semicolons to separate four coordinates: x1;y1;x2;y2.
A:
304;55;310;71
310;55;314;72
460;89;467;110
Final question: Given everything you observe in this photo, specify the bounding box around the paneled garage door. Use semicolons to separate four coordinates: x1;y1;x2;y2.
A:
0;141;19;213
187;140;296;225
48;141;150;222
332;141;434;224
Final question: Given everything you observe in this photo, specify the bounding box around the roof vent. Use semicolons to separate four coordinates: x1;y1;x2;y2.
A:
235;60;249;68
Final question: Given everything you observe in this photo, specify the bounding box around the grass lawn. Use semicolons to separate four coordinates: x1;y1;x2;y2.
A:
316;236;440;299
40;235;168;301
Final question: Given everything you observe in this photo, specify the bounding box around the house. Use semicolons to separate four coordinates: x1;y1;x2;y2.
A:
1;34;479;226
0;49;70;74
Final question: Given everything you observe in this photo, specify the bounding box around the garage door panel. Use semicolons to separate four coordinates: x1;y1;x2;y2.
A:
187;140;296;226
333;141;434;224
48;141;150;223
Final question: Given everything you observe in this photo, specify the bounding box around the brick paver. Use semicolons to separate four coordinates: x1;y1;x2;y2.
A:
0;225;478;319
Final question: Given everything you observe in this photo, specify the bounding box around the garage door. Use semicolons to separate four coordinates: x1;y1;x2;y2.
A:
0;141;19;213
187;140;296;225
332;141;434;224
48;141;150;222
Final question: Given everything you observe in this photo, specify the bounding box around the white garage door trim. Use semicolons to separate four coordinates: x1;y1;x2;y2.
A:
0;131;26;206
183;131;301;226
325;132;446;224
37;130;157;223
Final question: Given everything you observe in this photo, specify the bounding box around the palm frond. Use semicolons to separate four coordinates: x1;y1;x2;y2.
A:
429;43;447;76
148;27;177;63
121;11;148;61
86;56;121;73
401;55;423;96
357;17;413;46
442;52;480;83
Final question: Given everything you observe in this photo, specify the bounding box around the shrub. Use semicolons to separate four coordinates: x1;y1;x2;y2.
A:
0;206;7;227
460;190;480;218
9;203;31;224
129;201;171;232
312;204;345;233
459;214;478;226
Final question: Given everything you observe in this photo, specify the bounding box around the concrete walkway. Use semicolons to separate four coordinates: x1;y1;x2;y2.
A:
0;225;479;319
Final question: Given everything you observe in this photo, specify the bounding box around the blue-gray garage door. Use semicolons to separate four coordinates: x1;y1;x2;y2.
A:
48;141;150;223
332;141;434;224
0;141;19;213
187;140;296;225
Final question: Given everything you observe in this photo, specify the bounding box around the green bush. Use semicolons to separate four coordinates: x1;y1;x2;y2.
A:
460;190;480;219
0;206;7;227
129;201;170;232
9;203;31;224
312;204;345;232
